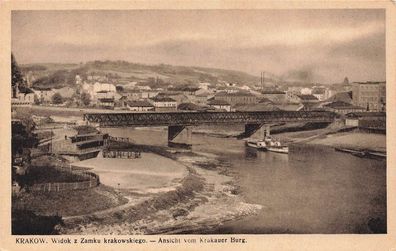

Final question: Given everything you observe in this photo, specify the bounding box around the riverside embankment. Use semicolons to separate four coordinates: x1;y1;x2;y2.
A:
61;149;262;234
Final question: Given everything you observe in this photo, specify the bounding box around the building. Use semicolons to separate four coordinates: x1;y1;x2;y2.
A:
192;92;210;105
127;100;155;112
141;90;159;99
12;85;35;107
122;90;141;101
208;100;231;112
198;82;211;90
97;98;115;109
96;90;115;100
323;101;365;115
114;96;128;109
162;92;190;104
52;132;107;161
345;112;386;132
326;91;353;104
81;82;117;103
297;95;320;111
214;91;257;106
261;90;287;103
300;87;312;95
32;87;55;103
297;94;319;103
311;86;328;101
177;102;204;111
351;81;386;111
174;87;201;96
93;82;116;93
150;96;177;111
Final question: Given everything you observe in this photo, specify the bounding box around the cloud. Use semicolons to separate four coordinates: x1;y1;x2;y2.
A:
11;9;385;83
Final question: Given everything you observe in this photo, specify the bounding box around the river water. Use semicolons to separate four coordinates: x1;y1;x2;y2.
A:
101;127;387;234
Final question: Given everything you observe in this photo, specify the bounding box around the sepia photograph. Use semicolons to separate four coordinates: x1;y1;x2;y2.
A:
8;7;388;238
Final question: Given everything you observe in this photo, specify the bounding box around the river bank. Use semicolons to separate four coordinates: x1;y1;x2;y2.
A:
60;145;262;234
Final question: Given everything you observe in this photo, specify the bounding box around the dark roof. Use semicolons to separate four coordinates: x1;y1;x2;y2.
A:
298;94;318;101
346;112;386;118
177;103;202;111
98;98;114;102
311;88;326;95
261;90;285;94
179;87;200;92
196;92;209;97
18;86;34;94
324;101;364;109
215;91;255;97
352;81;386;85
128;100;154;107
150;96;176;102
258;97;274;104
326;91;352;103
208;100;230;106
32;87;52;91
235;103;280;112
97;90;110;93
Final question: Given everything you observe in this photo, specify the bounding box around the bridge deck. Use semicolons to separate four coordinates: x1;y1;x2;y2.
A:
83;111;337;127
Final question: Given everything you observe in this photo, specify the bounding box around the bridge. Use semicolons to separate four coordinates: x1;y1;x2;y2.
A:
83;111;337;146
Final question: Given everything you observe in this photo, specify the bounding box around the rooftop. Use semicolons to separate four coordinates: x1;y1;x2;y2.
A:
324;101;364;109
177;102;203;111
215;91;255;97
18;86;34;94
128;100;154;107
326;91;353;103
208;100;231;106
312;88;326;95
353;81;386;85
258;97;274;104
298;94;319;101
346;112;386;118
98;98;114;102
150;96;176;102
32;87;53;91
261;90;285;94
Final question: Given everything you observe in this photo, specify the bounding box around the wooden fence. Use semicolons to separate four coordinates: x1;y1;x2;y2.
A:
108;136;132;143
102;149;141;159
29;171;100;192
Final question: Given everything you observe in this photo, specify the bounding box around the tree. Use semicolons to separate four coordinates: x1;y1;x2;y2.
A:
51;92;63;104
116;85;124;92
12;110;38;183
33;94;41;105
343;77;349;85
11;53;23;88
81;92;91;106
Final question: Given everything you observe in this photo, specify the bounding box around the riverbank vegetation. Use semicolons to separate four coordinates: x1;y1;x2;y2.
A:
13;185;128;217
12;209;63;235
62;171;205;234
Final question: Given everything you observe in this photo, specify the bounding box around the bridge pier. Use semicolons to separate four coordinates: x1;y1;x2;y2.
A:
237;123;271;139
264;124;271;137
168;125;192;149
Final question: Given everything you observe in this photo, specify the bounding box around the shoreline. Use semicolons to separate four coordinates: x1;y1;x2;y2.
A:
60;145;262;235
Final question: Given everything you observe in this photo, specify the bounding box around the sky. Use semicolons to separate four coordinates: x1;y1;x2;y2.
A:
11;9;385;84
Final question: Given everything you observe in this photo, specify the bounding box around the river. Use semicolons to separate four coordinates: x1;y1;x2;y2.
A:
101;126;387;234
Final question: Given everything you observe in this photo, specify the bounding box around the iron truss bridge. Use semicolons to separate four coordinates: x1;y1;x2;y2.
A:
83;111;337;127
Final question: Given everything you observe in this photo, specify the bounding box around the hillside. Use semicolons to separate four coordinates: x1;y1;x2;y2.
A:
21;61;268;89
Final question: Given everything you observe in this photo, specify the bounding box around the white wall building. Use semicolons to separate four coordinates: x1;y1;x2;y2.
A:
300;88;312;95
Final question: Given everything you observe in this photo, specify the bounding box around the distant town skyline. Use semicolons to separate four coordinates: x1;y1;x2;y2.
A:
12;9;385;84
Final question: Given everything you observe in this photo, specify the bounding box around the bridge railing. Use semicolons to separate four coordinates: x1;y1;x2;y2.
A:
83;111;337;127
